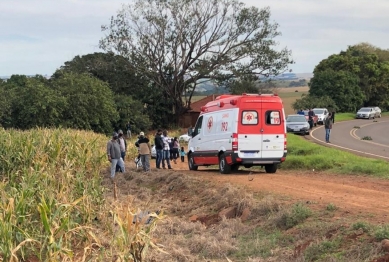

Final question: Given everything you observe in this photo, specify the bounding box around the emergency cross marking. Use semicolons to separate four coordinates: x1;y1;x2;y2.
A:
207;116;213;131
244;112;255;123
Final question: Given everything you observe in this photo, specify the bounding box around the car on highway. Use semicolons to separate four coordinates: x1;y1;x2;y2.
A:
302;110;318;127
313;108;329;125
286;114;310;135
356;107;377;119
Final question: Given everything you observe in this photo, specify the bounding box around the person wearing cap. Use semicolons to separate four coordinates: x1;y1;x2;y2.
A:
107;132;125;182
136;131;151;172
118;129;127;161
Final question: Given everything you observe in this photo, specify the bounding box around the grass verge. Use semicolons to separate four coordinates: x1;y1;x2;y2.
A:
335;111;389;122
280;134;389;178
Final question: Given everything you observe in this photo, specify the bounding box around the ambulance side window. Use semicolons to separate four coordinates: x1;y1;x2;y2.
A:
192;116;203;137
266;110;281;125
241;111;258;125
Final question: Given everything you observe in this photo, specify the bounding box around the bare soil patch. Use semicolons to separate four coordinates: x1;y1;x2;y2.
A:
101;159;389;261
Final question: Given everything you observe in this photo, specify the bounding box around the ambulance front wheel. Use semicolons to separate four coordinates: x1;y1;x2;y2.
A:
219;153;231;174
265;164;277;173
188;154;198;171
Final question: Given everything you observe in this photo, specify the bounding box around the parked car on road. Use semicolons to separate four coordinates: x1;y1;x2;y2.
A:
369;106;381;118
303;110;318;127
356;107;377;119
312;108;329;125
286;115;310;135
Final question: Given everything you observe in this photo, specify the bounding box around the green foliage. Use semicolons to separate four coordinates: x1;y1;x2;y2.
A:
226;76;259;95
275;203;312;229
361;136;372;140
304;239;341;261
311;43;389;111
326;203;338;211
56;53;175;129
292;94;338;112
114;94;152;134
100;0;293;123
236;228;286;259
289;79;307;87
374;224;389;240
352;221;371;233
52;72;118;134
309;69;364;112
11;78;66;129
54;52;143;96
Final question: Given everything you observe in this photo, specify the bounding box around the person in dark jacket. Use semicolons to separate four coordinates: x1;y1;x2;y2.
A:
331;111;335;123
324;113;333;143
107;132;125;182
154;129;164;169
308;108;315;129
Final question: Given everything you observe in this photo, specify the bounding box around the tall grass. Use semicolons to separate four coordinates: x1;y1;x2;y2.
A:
281;134;389;177
0;128;162;261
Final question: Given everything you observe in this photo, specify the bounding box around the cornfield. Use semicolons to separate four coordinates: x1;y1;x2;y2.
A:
0;128;163;261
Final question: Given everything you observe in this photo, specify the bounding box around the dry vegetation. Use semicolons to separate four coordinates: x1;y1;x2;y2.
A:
105;168;389;262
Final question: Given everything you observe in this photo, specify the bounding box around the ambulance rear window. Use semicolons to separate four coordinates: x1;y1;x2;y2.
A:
266;110;281;125
241;111;258;125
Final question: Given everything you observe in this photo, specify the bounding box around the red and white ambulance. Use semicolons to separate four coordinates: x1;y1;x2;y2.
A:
187;93;287;174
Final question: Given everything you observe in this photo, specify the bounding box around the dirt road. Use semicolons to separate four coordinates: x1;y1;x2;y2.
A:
161;160;389;224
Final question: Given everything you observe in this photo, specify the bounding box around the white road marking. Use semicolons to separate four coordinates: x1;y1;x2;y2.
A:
310;121;389;161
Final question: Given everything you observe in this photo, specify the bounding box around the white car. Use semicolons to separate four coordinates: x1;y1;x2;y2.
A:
370;106;381;118
151;145;156;159
179;134;191;142
356;107;376;119
312;108;329;125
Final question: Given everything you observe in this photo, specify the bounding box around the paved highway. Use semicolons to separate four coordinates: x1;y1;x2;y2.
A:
310;118;389;160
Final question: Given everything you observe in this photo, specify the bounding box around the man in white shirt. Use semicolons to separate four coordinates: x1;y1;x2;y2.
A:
162;130;172;169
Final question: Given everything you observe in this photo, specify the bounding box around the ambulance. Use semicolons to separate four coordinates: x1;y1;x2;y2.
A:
187;93;287;174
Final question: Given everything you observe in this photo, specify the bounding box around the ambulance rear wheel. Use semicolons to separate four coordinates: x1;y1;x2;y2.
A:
188;154;198;171
265;164;277;173
219;153;231;174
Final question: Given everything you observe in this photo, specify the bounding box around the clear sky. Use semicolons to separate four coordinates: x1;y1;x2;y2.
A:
1;0;388;76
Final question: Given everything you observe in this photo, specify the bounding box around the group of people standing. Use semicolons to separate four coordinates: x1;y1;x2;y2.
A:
107;126;188;181
154;129;185;169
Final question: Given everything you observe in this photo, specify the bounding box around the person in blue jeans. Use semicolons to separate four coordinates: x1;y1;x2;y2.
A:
324;113;333;143
154;129;164;169
162;130;173;169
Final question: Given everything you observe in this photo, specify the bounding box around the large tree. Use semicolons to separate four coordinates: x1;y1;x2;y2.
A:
51;72;118;134
309;69;364;112
100;0;293;122
312;44;389;110
53;52;143;95
55;53;175;129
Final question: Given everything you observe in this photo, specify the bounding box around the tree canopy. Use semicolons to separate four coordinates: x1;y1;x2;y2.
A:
100;0;293;122
55;52;170;129
307;43;389;112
